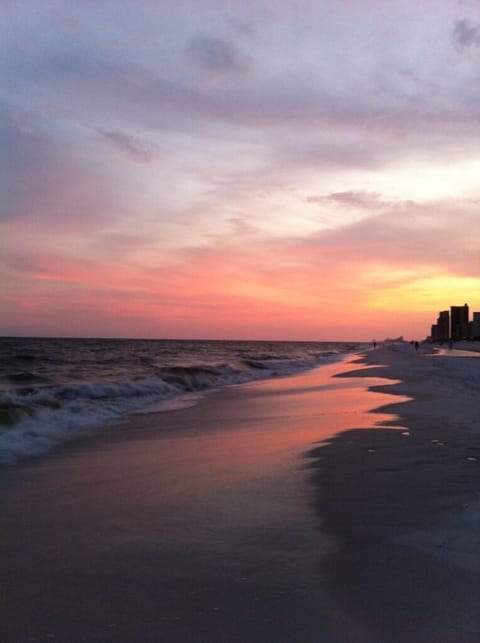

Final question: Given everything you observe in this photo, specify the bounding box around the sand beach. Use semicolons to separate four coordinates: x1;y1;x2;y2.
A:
4;3;480;641
1;344;479;642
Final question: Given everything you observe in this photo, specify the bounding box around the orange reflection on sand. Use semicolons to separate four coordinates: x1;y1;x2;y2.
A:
162;359;410;489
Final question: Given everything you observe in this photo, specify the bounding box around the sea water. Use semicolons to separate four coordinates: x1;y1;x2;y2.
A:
0;337;367;464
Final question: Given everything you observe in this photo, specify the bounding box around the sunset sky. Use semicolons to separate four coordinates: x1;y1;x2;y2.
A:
1;0;479;340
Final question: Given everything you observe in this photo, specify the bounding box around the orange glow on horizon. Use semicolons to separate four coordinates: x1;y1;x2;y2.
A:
1;232;479;340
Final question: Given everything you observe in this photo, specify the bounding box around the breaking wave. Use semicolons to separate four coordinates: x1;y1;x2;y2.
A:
0;340;364;465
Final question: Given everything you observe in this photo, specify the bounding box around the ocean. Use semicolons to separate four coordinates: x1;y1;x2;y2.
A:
0;337;367;465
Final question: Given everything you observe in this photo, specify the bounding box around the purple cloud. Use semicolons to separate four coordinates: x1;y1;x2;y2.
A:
185;34;252;77
294;200;480;278
306;191;386;209
0;109;125;231
96;129;157;162
453;19;480;49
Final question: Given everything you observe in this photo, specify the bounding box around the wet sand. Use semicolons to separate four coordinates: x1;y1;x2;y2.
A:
307;346;480;642
1;349;479;642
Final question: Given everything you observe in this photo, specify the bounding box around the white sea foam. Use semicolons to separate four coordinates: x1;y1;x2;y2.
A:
0;342;357;464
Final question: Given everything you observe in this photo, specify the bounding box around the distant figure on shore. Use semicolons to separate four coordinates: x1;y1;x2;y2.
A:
414;341;419;352
372;339;377;348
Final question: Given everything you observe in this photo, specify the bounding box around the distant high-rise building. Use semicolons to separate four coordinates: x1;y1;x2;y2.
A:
450;303;469;340
472;312;480;340
437;310;449;342
430;310;450;342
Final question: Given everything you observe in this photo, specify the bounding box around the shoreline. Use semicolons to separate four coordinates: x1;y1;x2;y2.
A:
307;345;480;641
0;355;398;642
1;348;479;641
0;343;361;467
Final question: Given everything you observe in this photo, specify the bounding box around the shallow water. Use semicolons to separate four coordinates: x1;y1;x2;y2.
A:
0;356;407;642
0;337;367;464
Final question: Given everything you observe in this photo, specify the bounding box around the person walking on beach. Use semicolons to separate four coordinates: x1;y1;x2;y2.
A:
414;341;419;352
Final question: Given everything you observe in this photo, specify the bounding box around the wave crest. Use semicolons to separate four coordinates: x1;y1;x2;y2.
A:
0;346;356;465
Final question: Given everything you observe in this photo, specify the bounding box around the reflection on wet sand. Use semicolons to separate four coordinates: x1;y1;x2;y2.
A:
0;356;410;642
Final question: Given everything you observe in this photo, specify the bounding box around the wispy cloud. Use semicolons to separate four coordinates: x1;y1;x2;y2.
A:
96;128;157;162
2;1;480;339
306;191;390;209
185;34;252;78
452;19;480;50
0;108;125;231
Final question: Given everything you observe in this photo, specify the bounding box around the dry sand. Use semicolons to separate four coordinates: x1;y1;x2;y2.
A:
1;345;479;642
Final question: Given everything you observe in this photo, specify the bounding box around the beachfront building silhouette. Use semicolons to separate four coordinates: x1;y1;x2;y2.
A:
431;310;450;342
429;303;479;341
450;304;469;340
472;312;480;340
